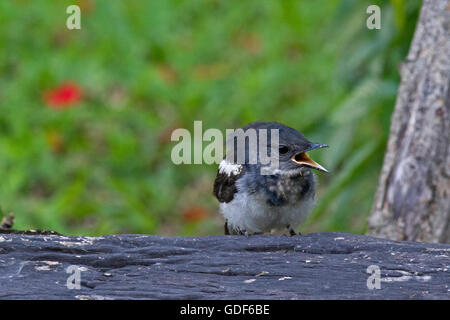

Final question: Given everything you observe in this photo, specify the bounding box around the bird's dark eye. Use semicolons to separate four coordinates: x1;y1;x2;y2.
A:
279;145;289;154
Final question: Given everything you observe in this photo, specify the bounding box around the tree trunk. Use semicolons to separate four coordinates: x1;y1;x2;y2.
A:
367;0;450;243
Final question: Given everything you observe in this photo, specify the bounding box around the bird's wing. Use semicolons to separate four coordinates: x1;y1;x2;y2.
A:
213;169;242;203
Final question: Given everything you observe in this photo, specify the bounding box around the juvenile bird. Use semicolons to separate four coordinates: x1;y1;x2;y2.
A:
213;121;328;236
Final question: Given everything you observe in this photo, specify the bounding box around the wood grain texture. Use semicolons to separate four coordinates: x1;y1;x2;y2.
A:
368;0;450;242
0;232;449;299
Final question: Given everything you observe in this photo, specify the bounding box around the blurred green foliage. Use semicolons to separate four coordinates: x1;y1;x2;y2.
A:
0;0;421;236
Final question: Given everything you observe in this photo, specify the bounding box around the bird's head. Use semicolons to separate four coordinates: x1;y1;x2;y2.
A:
226;121;329;176
276;125;328;174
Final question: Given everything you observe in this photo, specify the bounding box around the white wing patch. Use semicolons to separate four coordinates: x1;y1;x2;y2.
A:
219;160;242;176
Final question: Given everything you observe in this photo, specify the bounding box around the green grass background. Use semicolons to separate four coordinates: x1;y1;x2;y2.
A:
0;0;421;236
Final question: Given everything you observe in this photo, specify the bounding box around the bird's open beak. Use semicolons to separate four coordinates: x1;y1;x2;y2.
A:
291;143;329;173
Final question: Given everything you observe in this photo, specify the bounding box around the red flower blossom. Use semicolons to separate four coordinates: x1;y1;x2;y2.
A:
182;206;209;223
44;82;82;109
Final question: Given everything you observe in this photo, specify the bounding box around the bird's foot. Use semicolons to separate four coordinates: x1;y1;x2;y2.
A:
286;225;301;236
238;229;261;237
231;228;263;237
224;221;230;235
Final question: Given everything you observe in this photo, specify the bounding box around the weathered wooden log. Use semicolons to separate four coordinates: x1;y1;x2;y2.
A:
0;232;448;299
